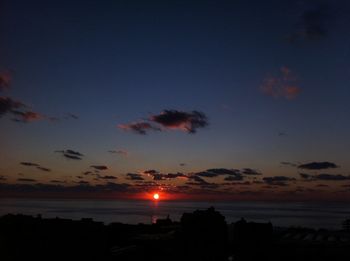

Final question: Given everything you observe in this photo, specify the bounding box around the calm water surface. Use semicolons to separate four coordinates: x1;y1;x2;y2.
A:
0;198;349;229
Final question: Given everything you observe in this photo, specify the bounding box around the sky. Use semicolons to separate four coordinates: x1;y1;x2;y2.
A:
1;0;350;201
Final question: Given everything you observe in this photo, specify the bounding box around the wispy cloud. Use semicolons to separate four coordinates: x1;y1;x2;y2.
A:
90;165;108;171
20;162;51;172
0;97;25;117
261;67;301;100
108;149;129;157
0;72;76;123
17;178;37;182
281;161;298;167
298;161;338;170
98;175;117;180
300;173;350;181
0;71;12;91
11;110;43;122
36;166;51;172
64;113;79;120
126;173;144;181
55;149;84;160
241;168;262;175
118;121;160;135
140;169;188;180
263;176;296;186
50;180;67;184
20;162;40;167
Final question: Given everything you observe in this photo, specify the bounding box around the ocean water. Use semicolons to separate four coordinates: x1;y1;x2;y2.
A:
0;198;349;229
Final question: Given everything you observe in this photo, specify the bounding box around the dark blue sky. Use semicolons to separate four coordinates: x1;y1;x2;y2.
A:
1;0;350;200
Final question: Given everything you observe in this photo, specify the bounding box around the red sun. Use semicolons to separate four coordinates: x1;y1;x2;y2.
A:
153;193;160;200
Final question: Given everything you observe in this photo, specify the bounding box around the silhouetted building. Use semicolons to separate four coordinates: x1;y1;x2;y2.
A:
231;218;273;261
156;215;173;226
180;207;228;261
342;219;350;231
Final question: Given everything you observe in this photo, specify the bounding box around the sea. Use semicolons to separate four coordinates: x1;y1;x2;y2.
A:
0;198;349;230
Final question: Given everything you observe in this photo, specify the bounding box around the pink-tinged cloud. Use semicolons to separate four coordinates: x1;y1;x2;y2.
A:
11;110;43;122
118;110;209;135
108;149;129;157
0;96;52;123
261;67;301;100
150;110;208;133
0;71;12;91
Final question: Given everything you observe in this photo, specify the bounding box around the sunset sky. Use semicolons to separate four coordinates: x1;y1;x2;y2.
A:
1;0;350;200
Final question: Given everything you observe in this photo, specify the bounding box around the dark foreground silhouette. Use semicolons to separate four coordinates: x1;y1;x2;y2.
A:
1;207;350;261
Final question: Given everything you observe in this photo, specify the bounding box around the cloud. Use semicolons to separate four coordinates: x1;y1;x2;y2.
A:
143;169;158;175
224;175;244;181
261;67;301;100
152;174;166;180
300;173;350;181
36;166;51;172
0;97;25;117
281;161;298;167
64;154;82;160
186;176;220;189
195;171;221;178
0;73;58;123
180;163;186;167
11;110;43;122
38;113;79;122
0;71;12;91
223;181;251;186
188;175;207;183
20;162;40;167
17;178;37;182
108;149;128;156
20;162;51;172
193;167;261;179
298;161;338;170
242;168;262;175
90;165;108;171
118;109;209;135
299;173;311;179
98;175;117;180
55;149;84;160
316;184;329;187
164;173;187;179
150;110;209;134
263;176;296;186
195;168;242;179
141;170;187;180
278;131;287;136
0;182;131;194
0;97;48;124
206;168;240;175
287;4;330;42
118;121;160;135
77;181;90;185
50;180;66;184
65;149;84;157
126;173;144;181
64;113;79;120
